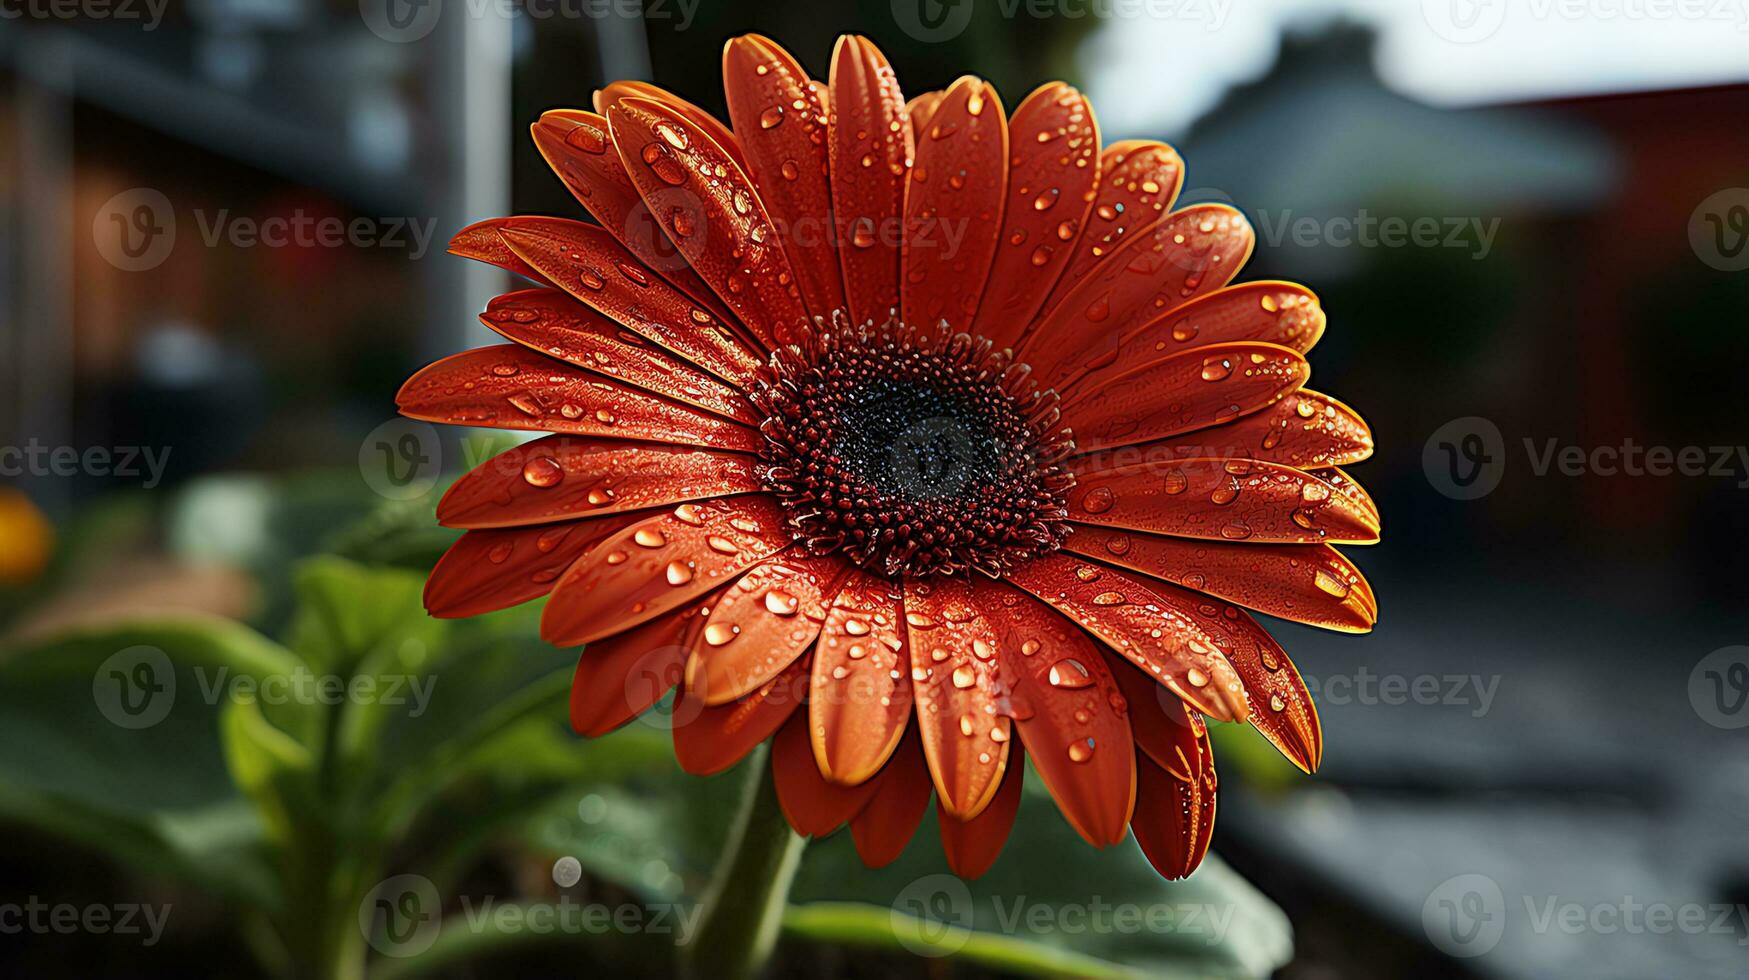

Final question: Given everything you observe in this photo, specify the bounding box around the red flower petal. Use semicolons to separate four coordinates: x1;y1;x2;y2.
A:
937;741;1024;878
672;654;807;776
977;579;1135;846
1158;588;1324;772
571;594;717;737
1059;342;1308;456
608;96;810;349
809;570;914;785
721;34;848;319
1030;281;1324;390
481;288;755;422
396;345;760;452
1064;531;1377;632
436;434;760;530
971;82;1101;349
528;111;738;326
424;513;641;618
906;90;944;135
903;576;1013;820
1066;458;1381;546
901;76;1006;333
1132;741;1215;880
849;729;934;867
1005;553;1249;722
1312;467;1381;527
773;709;877;837
1130;388;1374;471
1034;139;1184;323
828;35;911;326
1024;204;1254;364
541;497;792;646
596;80;750;174
687;550;850;705
449;218;553;287
490;217;761;385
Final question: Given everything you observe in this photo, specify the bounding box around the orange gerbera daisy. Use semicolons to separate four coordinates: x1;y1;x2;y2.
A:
398;34;1378;882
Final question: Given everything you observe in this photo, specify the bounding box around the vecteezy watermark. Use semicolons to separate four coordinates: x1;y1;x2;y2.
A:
0;440;172;489
1689;646;1749;729
93;190;436;272
1423;873;1749;957
357;872;700;958
892;0;1230;43
1252;209;1501;261
359;419;442;501
1423;0;1749;44
0;898;172;946
0;0;168;29
359;0;698;43
1424;419;1749;500
1302;667;1501;718
92;646;437;729
1690;188;1749;272
888;875;1235;957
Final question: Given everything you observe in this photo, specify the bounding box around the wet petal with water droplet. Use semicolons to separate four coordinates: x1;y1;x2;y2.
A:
723;34;847;319
937;740;1024;878
688;550;851;705
541;496;790;645
482;288;756;422
571;592;721;737
975;580;1135;846
438;434;760;530
1005;553;1248;722
1031;139;1183;330
900;76;1006;333
1311;466;1381;528
1024;204;1254;366
424;512;644;619
1122;387;1374;473
772;709;878;837
1029;281;1325;388
972;83;1101;348
1131;729;1215;880
829;35;911;326
527;112;740;329
491;217;761;385
595;79;750;174
396;344;761;452
608;97;810;348
1065;458;1379;545
810;570;913;785
1058;342;1308;454
1153;586;1322;773
903;576;1011;820
672;653;807;775
849;729;934;867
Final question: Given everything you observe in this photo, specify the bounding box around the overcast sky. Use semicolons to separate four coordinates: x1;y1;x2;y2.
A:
1080;0;1749;136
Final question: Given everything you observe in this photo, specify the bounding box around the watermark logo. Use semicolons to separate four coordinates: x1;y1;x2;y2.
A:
94;189;175;272
892;0;976;42
0;0;169;30
359;874;442;957
1423;416;1506;500
1689;645;1749;729
1422;0;1508;42
93;646;176;729
360;0;442;42
359;419;442;500
0;898;172;945
1690;188;1749;272
891;874;975;957
1423;873;1507;957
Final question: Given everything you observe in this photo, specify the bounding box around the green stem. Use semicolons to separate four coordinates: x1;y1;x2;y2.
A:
679;746;806;980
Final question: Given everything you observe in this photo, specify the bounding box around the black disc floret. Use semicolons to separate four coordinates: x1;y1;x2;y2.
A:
749;313;1076;578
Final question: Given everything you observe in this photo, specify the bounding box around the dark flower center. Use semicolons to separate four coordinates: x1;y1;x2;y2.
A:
749;315;1075;578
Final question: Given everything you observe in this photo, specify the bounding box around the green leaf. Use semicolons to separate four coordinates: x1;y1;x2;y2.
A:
220;696;316;846
783;902;1141;978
